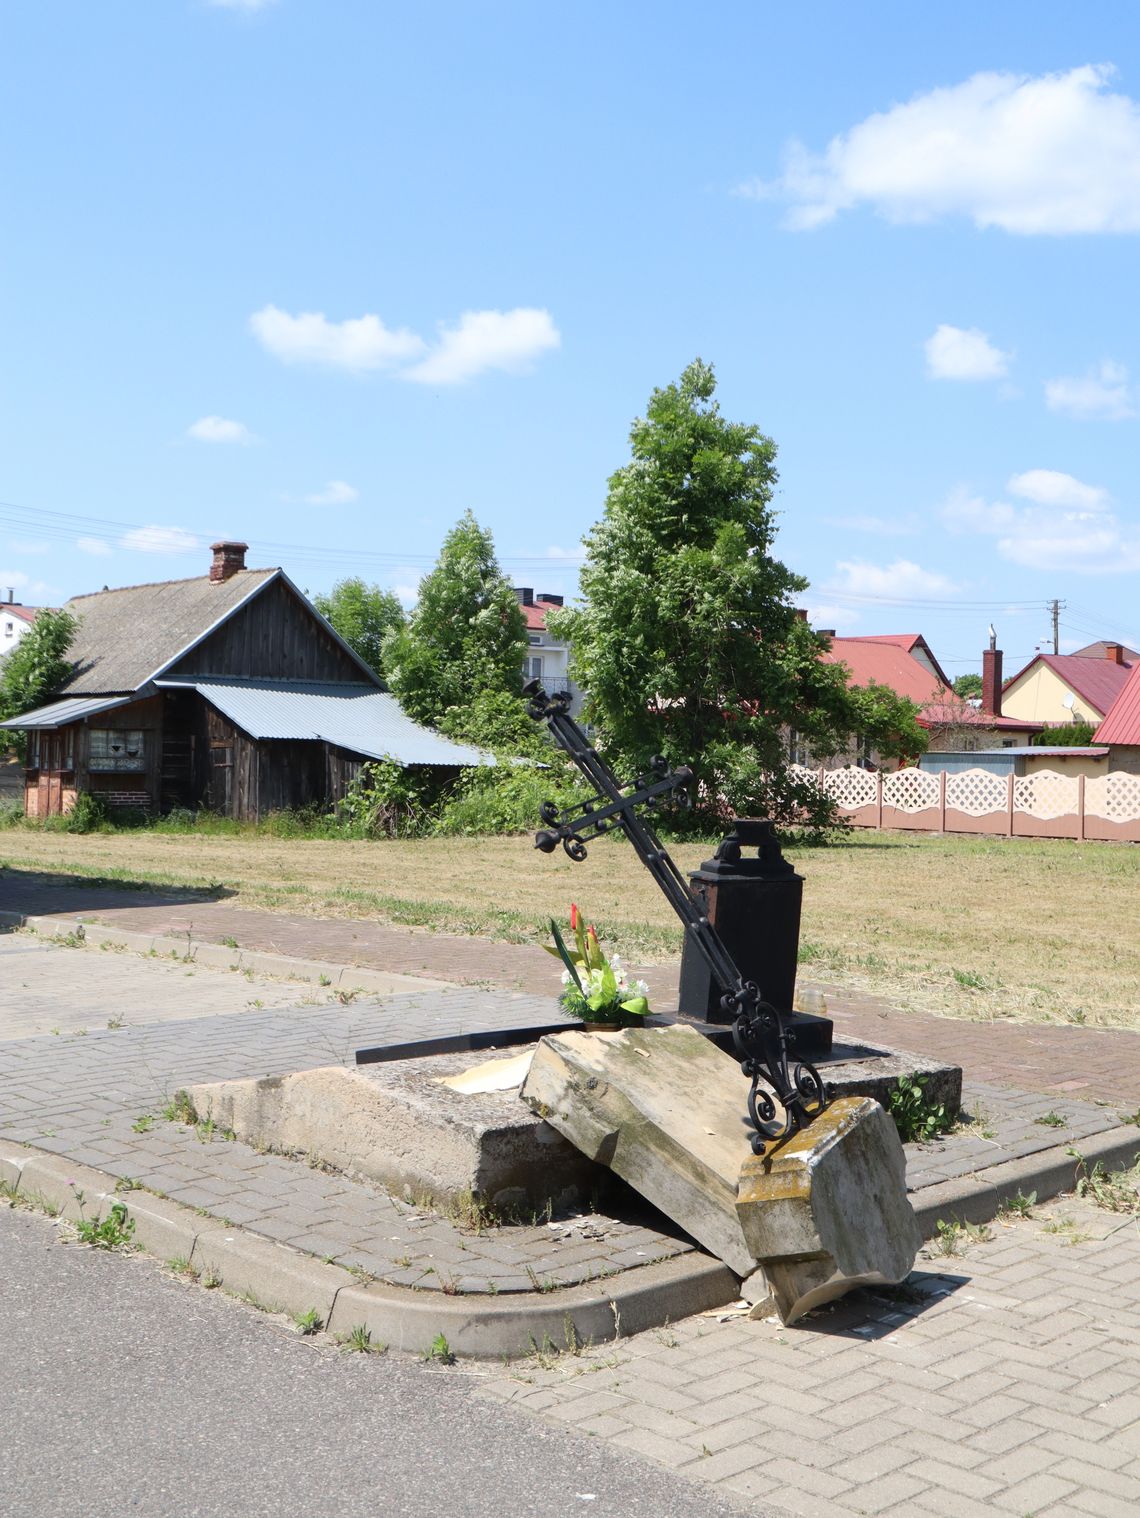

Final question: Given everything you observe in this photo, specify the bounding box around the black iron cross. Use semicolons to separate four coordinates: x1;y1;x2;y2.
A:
524;682;828;1154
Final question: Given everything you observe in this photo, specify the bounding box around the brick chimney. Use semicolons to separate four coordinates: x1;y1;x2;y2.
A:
210;541;248;583
981;646;1003;717
514;587;534;606
1104;642;1125;665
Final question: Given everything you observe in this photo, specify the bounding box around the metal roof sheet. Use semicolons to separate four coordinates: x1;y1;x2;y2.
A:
175;679;493;768
0;694;134;729
1003;652;1135;717
1094;661;1140;745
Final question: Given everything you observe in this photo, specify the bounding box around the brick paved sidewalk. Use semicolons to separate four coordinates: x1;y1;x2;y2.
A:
479;1193;1140;1518
3;871;1138;1104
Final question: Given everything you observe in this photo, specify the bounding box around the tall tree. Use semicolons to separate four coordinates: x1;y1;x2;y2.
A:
550;361;925;826
383;511;528;736
0;608;78;756
312;578;405;682
952;673;983;700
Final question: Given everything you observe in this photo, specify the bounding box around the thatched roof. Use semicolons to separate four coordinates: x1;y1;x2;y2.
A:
58;569;278;695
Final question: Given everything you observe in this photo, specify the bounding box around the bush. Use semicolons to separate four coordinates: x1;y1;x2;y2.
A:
433;758;589;837
338;760;449;838
64;792;109;834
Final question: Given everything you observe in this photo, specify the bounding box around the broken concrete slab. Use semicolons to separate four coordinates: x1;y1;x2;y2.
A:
736;1095;922;1323
521;1028;921;1319
189;1047;595;1213
521;1025;760;1275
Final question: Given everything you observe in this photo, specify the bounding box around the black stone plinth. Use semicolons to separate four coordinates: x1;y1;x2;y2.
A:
678;818;833;1059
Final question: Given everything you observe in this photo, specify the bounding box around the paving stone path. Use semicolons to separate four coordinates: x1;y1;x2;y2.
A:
3;871;1137;1104
480;1194;1140;1518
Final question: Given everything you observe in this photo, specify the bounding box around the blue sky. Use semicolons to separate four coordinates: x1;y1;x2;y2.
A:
3;2;1140;678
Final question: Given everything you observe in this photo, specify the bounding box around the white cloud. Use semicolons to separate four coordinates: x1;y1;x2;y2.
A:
823;513;920;537
1044;360;1138;419
187;415;255;444
0;569;31;591
748;65;1140;234
0;569;57;599
250;302;560;385
925;325;1011;381
830;559;960;599
119;526;199;555
304;480;359;506
249;305;426;372
1007;469;1108;510
76;537;112;557
941;478;1140;572
805;602;858;631
391;571;422;607
403;308;561;385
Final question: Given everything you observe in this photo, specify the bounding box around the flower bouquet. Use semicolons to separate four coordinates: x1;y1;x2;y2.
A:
545;904;650;1027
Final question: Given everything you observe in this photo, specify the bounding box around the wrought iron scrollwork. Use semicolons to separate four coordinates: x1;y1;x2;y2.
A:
523;680;829;1154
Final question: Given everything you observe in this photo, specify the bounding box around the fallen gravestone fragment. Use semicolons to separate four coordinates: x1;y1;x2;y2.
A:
521;1024;921;1322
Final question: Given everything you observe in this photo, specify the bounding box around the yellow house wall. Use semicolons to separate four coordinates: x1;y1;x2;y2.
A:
1001;663;1104;726
1022;754;1109;779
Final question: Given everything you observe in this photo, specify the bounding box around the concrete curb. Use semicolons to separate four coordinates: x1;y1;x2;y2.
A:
911;1123;1140;1237
0;1139;739;1357
0;910;451;998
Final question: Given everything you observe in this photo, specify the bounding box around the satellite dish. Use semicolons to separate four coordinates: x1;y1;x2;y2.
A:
1062;693;1075;710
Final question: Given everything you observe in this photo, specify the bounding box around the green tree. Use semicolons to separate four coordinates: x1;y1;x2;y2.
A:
383;511;528;740
952;673;983;700
0;608;78;758
1033;720;1098;747
550;361;925;828
312;578;405;682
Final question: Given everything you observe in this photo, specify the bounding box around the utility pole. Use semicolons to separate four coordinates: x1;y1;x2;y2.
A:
1048;598;1064;655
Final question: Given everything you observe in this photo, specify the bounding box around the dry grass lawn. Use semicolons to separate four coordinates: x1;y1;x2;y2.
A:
2;827;1137;1029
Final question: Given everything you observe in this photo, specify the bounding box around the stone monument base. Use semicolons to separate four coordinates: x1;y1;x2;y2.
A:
188;1047;595;1214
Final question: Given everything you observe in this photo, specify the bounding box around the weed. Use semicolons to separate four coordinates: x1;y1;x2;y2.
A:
220;936;239;949
1042;1217;1092;1245
74;1199;136;1251
525;1266;557;1293
131;1114;155;1134
424;1332;455;1365
293;1308;323;1336
161;1090;196;1125
335;987;360;1004
337;1325;385;1354
1034;1110;1066;1128
393;1255;413;1269
114;1176;142;1193
932;1218;992;1256
1072;1153;1140;1214
888;1075;952;1144
952;967;990;991
997;1191;1036;1220
200;1269;223;1289
106;1014;125;1030
438;1274;460;1296
318;974;332;987
168;1256;199;1279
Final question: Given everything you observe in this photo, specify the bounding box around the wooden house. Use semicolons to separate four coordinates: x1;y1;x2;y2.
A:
1;541;489;821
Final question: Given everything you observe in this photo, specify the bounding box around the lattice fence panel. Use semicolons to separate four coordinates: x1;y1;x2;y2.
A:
1085;771;1140;823
945;768;1007;818
821;766;877;811
1014;770;1079;821
883;767;939;814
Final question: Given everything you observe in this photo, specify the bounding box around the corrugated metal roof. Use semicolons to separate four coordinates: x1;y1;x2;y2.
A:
173;679;493;768
1004;652;1135;717
0;694;134;730
1094;661;1140;745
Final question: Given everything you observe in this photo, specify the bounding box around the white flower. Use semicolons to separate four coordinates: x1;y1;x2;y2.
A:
560;969;572;985
635;979;650;996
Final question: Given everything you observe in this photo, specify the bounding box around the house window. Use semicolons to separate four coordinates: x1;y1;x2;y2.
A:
526;656;544;679
89;728;146;772
527;634;542;646
3;621;12;637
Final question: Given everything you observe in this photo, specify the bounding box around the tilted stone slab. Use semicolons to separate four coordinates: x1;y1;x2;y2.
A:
736;1095;922;1323
521;1025;760;1275
522;1028;921;1319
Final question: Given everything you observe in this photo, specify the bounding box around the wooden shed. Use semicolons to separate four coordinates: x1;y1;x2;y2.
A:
2;542;489;821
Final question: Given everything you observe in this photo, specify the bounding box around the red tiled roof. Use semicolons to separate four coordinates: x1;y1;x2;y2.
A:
3;604;40;624
1004;653;1135;718
1094;661;1140;745
824;636;1040;733
822;636;949;707
520;599;564;631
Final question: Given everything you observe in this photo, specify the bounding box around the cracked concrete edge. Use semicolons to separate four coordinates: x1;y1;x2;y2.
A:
911;1123;1140;1236
0;1139;739;1356
0;910;452;997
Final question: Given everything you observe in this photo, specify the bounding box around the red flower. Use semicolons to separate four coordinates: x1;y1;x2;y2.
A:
570;903;579;929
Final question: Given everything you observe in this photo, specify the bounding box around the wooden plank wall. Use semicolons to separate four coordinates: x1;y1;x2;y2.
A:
171;578;368;684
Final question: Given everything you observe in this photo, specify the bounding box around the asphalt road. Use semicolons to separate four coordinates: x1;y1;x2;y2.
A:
0;1207;757;1518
